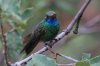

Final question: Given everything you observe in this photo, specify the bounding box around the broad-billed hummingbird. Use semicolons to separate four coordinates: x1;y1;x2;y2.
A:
21;11;60;54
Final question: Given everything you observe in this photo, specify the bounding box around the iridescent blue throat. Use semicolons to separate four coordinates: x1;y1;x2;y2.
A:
46;18;58;26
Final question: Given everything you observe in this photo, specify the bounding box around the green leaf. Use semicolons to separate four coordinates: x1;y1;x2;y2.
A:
81;55;100;66
82;53;91;60
0;0;19;11
90;55;100;65
19;8;33;22
26;54;58;66
75;61;90;66
91;62;100;66
0;0;33;22
6;32;23;61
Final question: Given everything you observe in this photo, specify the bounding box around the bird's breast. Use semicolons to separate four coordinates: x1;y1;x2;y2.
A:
41;23;59;41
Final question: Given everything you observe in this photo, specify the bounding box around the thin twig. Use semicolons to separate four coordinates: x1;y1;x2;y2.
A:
49;50;78;62
11;0;91;66
58;63;75;66
48;50;78;62
0;21;10;66
73;0;91;34
58;54;78;62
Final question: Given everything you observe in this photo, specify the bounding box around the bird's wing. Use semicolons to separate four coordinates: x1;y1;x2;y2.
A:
23;32;32;45
21;23;46;54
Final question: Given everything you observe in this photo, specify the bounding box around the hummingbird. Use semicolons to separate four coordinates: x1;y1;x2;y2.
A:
21;11;60;55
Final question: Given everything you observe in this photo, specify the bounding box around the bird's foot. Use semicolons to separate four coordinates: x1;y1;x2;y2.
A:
45;41;52;48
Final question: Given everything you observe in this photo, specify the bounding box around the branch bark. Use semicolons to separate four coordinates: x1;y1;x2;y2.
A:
58;63;75;66
0;20;10;66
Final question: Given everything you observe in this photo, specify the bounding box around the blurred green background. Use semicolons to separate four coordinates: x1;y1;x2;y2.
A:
0;0;100;65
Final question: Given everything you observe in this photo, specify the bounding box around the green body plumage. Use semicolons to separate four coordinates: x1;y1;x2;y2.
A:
40;20;59;41
21;11;59;54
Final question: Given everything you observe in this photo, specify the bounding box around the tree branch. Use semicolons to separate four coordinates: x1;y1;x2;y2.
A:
58;63;75;66
47;49;78;62
0;19;10;66
11;0;91;66
58;53;78;62
73;0;91;34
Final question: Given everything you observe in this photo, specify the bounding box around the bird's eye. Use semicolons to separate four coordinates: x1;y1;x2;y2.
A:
50;14;56;19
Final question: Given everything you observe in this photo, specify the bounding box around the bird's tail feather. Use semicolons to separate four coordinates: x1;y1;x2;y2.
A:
20;37;39;55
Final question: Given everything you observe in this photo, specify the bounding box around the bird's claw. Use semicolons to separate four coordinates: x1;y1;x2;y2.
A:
45;42;52;48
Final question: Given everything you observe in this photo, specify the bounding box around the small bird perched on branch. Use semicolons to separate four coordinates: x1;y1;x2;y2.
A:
21;11;60;55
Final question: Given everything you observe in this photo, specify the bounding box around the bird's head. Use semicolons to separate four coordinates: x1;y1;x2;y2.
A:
45;11;56;20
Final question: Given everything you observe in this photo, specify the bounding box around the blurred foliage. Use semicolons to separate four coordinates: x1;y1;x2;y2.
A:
6;32;23;61
82;53;91;60
26;54;58;66
75;61;90;66
0;0;100;66
57;32;100;60
75;54;100;66
25;53;100;66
